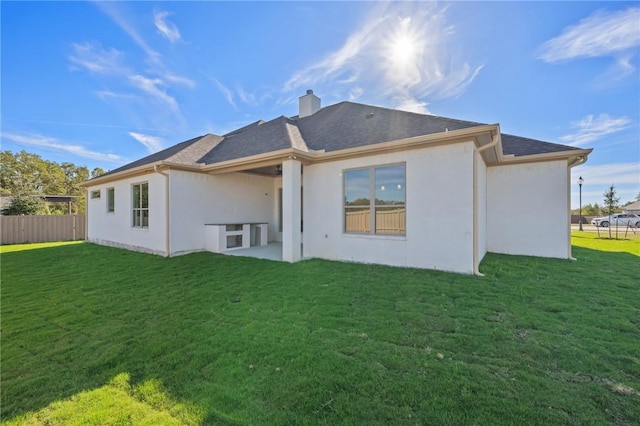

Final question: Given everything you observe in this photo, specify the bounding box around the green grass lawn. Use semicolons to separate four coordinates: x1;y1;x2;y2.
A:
2;234;638;425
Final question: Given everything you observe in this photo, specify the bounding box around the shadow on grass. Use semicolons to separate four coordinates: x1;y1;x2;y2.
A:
2;243;639;424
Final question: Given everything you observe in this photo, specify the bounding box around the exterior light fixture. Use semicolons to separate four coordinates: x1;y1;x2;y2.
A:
578;176;584;231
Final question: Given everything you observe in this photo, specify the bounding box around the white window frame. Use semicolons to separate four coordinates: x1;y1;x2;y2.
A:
106;187;115;213
90;190;101;199
132;182;149;228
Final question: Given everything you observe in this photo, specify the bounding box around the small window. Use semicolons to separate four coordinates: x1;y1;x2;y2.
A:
132;182;149;228
91;190;101;199
106;187;115;212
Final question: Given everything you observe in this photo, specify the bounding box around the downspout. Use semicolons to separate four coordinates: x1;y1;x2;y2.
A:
84;188;89;242
154;165;171;257
473;133;499;276
567;156;587;260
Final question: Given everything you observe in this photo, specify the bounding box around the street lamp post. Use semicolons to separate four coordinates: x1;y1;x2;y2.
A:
578;176;584;231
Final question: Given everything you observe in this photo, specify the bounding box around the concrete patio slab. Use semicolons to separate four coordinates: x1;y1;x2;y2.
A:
224;242;284;261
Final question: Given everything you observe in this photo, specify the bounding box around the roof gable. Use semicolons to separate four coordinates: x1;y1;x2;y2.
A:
199;116;308;164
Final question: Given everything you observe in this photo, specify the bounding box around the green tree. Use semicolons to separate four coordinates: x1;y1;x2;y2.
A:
585;203;602;216
603;185;620;216
91;167;107;178
602;184;621;238
1;150;94;214
1;173;45;215
2;193;44;215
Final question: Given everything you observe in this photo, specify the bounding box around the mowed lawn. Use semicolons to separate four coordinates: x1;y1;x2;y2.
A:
1;233;639;425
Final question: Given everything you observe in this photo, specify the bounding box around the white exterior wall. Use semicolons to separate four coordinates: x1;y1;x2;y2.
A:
303;142;476;274
487;160;569;258
86;173;167;255
168;170;274;255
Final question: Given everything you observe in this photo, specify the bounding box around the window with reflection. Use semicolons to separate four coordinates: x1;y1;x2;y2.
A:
344;164;405;235
107;187;115;213
132;182;149;228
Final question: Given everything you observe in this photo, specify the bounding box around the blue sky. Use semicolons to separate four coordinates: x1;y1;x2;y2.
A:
1;1;638;207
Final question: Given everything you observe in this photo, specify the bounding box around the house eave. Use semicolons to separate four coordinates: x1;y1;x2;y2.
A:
201;149;314;175
79;161;204;187
492;148;593;167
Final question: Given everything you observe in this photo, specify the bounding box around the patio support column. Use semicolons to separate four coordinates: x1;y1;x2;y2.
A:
282;158;302;262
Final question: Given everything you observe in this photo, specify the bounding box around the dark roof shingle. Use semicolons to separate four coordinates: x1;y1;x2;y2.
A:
501;133;582;157
96;100;584;179
100;134;223;177
200;116;303;164
296;102;484;152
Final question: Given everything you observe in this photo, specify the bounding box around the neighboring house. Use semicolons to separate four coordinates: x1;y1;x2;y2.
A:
80;91;592;274
622;201;640;215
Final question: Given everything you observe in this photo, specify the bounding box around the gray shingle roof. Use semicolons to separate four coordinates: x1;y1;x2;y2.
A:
501;133;582;156
200;116;307;164
296;101;483;152
97;100;583;178
100;134;223;177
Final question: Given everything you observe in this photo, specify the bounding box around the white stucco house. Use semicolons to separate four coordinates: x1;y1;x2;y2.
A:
81;91;592;274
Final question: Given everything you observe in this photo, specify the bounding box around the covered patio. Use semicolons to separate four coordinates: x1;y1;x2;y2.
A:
206;157;304;263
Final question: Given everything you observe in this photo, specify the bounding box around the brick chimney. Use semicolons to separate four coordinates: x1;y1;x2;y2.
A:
298;89;321;118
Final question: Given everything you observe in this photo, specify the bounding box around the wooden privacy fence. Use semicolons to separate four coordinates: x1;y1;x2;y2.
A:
0;215;86;244
345;208;406;234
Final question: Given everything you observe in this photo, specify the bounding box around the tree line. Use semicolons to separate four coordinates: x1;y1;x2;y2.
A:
0;150;106;215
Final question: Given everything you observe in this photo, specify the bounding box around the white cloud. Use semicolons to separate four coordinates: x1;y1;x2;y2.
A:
214;79;236;108
597;53;637;84
283;3;482;111
1;132;123;162
237;86;257;106
560;114;632;146
572;163;640;186
349;87;364;101
539;7;640;62
538;7;640;82
154;10;181;43
96;90;137;101
128;74;179;112
93;3;193;87
75;2;193;124
393;97;430;114
94;1;161;63
164;72;195;89
70;42;182;117
129;132;164;153
69;42;125;74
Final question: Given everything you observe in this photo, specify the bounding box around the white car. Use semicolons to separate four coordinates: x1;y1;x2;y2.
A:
591;213;640;228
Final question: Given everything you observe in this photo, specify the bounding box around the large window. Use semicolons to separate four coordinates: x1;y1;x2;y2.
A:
132;182;148;228
107;187;115;212
344;164;405;235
